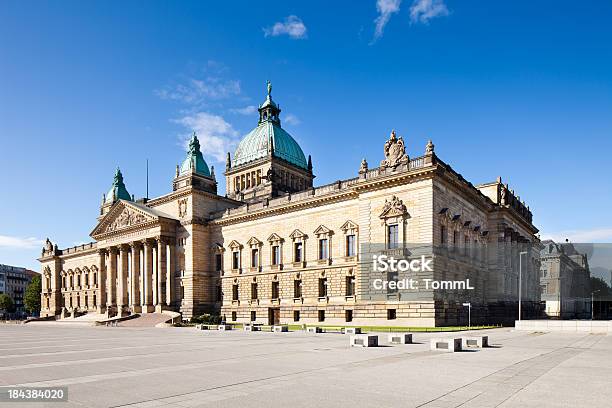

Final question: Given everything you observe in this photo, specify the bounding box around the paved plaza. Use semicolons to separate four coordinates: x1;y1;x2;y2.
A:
0;324;611;408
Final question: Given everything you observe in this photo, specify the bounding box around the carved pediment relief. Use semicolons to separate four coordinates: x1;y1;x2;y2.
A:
379;196;407;219
105;207;152;232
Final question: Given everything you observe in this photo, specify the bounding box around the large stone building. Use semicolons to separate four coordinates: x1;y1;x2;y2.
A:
540;240;591;319
40;83;540;326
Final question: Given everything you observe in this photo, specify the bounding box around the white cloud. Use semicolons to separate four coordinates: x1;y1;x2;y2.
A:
264;15;307;39
174;112;239;162
231;105;257;115
284;113;301;125
156;77;241;105
0;235;44;249
409;0;449;24
540;228;612;243
373;0;402;42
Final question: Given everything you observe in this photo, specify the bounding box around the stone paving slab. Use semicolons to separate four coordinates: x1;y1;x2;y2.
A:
0;325;610;407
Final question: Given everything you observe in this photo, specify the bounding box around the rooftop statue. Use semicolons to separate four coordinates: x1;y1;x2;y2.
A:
380;130;409;169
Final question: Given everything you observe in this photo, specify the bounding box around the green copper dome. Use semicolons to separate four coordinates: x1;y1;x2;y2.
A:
232;81;308;170
180;133;211;177
104;167;131;204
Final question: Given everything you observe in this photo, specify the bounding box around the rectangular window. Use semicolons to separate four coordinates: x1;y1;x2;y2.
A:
318;238;328;260
215;254;222;272
232;251;240;270
272;245;280;265
216;286;222;302
346;276;355;296
318;310;325;322
464;235;469;255
387;309;397;320
346;235;356;257
294;280;302;298
232;311;237;321
440;225;447;244
453;231;458;246
271;281;280;299
294;242;303;262
345;310;353;322
318;278;327;298
387;224;399;249
251;283;258;300
251;248;259;268
293;310;300;321
232;284;239;301
250;311;256;322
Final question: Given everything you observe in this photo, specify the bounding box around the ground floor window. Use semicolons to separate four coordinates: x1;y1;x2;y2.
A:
387;309;397;320
250;311;256;321
293;310;300;321
232;311;237;321
318;310;325;322
345;310;353;322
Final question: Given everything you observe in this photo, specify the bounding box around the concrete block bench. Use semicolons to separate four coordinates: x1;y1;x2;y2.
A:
306;327;323;333
430;338;462;352
350;334;378;347
244;325;260;332
343;327;362;335
462;336;488;348
273;325;288;332
217;324;232;331
388;333;413;344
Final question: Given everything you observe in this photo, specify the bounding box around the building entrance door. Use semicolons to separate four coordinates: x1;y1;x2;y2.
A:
268;308;280;325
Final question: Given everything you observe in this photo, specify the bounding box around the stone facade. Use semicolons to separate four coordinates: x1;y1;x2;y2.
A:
540;240;591;319
39;86;540;326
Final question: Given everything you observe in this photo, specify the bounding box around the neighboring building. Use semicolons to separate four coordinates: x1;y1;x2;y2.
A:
39;83;540;326
0;264;38;316
540;240;591;319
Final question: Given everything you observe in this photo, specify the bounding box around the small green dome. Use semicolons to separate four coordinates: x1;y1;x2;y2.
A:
232;81;307;170
180;133;211;177
233;121;308;169
105;167;131;204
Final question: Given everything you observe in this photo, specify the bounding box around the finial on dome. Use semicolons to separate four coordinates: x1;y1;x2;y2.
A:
308;155;312;172
226;152;231;170
267;80;272;96
211;165;216;179
175;164;179;178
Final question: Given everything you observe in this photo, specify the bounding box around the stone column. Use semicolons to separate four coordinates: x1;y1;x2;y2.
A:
142;239;154;313
167;240;176;307
156;237;167;312
97;249;107;313
117;245;129;316
130;242;142;313
108;247;118;310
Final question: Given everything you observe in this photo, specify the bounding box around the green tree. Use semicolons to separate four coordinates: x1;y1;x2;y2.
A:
24;274;42;315
0;293;14;314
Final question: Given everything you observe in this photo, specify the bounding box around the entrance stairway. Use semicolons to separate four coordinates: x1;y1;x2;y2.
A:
117;313;172;327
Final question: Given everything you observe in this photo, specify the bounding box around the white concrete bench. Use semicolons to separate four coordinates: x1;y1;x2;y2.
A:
462;336;488;348
350;334;378;347
343;327;362;335
217;324;232;331
244;325;260;332
273;325;288;332
306;327;323;333
430;338;462;352
388;333;413;344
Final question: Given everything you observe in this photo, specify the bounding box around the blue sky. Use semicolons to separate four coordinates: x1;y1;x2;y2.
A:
1;0;612;271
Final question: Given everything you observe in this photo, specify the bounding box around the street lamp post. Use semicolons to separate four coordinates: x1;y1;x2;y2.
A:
518;251;528;321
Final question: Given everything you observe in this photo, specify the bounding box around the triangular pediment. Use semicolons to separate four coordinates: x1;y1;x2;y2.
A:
228;240;242;250
247;236;262;246
289;229;307;240
379;196;407;219
267;233;283;242
340;220;358;233
313;225;332;236
91;200;159;238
